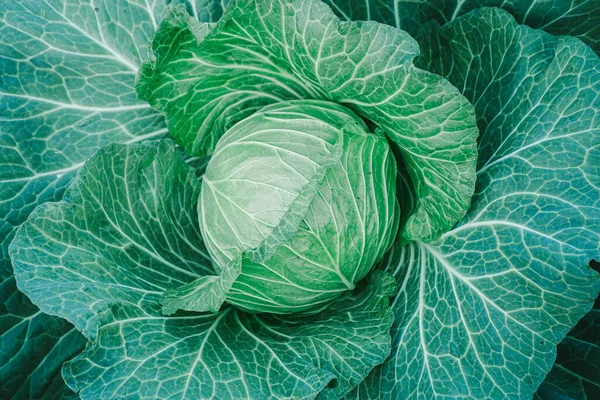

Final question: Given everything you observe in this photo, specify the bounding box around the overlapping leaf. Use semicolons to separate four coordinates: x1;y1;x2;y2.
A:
1;0;169;285
63;270;395;400
165;100;399;315
349;8;600;399
137;0;479;243
10;140;395;399
0;297;85;399
323;0;600;56
0;1;227;397
11;140;214;336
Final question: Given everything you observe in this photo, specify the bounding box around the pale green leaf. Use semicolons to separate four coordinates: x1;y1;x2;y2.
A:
165;100;399;315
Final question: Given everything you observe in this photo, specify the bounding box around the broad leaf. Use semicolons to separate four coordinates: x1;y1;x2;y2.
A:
0;1;224;397
137;0;479;243
350;8;600;399
11;140;213;337
323;0;600;56
10;140;396;399
63;271;395;400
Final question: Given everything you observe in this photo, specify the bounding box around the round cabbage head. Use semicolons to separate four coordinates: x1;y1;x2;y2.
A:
199;100;399;313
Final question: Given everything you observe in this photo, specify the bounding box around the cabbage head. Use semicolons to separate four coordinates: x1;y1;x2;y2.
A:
169;100;399;314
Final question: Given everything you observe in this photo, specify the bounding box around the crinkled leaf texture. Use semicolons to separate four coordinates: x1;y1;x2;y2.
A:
165;100;399;315
172;100;347;314
325;2;600;398
137;0;479;243
346;7;600;400
323;0;600;56
10;140;396;400
0;0;217;397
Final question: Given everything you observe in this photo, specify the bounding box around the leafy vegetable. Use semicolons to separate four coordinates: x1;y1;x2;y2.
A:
3;0;600;399
137;1;479;243
10;139;396;399
162;100;399;314
0;0;171;396
0;1;227;397
536;278;600;400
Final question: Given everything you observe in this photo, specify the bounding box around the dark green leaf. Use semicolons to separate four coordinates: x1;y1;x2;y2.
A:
350;8;600;399
0;1;224;396
536;261;600;400
323;0;600;55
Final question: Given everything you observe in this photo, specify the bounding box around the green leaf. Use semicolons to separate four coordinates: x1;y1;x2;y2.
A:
1;0;173;278
137;0;479;243
10;140;395;399
199;101;351;271
351;8;600;399
63;271;394;400
323;0;600;56
0;1;226;396
162;99;346;313
165;100;399;315
0;0;213;397
0;289;86;399
10;140;213;337
536;262;600;400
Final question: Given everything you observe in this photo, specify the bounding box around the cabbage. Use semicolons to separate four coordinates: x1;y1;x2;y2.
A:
2;0;599;399
194;101;399;313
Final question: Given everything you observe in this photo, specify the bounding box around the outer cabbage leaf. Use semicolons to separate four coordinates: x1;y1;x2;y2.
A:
0;1;227;396
0;297;84;400
349;8;600;399
10;140;396;400
137;0;479;243
11;140;213;336
323;0;600;56
63;271;395;400
0;0;221;397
